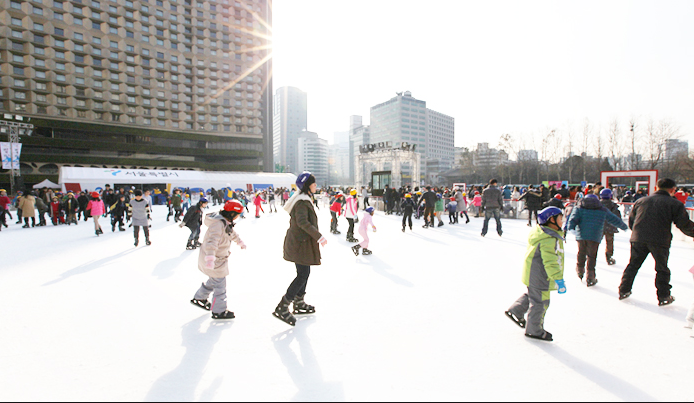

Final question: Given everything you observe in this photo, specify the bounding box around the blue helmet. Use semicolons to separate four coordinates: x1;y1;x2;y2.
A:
626;191;632;195
585;194;599;201
538;207;563;225
199;197;208;204
436;193;442;199
295;171;314;190
599;188;613;199
366;206;375;214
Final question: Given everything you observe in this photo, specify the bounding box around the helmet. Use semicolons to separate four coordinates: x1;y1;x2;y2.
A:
223;200;244;213
474;191;479;195
462;192;466;196
436;194;442;199
450;197;456;201
554;193;562;199
585;194;599;201
405;193;412;198
600;188;613;199
416;191;422;195
350;189;357;196
366;206;375;214
91;192;99;198
296;171;313;190
199;197;208;204
538;207;563;225
626;191;632;195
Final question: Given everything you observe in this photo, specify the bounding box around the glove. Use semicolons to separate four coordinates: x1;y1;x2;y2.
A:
204;255;215;269
372;226;377;232
238;241;246;250
555;279;567;294
318;236;328;247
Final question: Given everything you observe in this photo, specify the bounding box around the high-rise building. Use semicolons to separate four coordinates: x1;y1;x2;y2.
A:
296;131;327;186
665;139;688;161
272;86;307;174
473;143;508;167
328;130;349;184
0;0;272;187
348;115;369;182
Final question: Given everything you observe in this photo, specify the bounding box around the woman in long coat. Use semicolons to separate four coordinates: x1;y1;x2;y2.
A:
18;191;36;228
273;172;327;326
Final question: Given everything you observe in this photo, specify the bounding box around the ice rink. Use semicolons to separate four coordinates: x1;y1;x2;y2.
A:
1;203;693;401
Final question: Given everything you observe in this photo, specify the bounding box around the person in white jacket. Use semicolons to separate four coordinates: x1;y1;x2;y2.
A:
345;189;359;243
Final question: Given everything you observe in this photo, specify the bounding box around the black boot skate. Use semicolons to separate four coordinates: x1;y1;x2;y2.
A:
134;236;139;247
587;278;598;287
362;248;373;255
194;239;201;248
437;221;444;227
505;311;526;328
607;257;616;265
658;296;675;306
145;238;151;246
190;299;211;311
211;310;235;320
402;227;406;232
619;291;632;300
292;294;316;315
351;244;361;256
273;296;296;326
525;331;553;342
186;240;195;250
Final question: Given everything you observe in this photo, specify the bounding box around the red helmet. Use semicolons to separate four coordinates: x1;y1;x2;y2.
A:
450;197;456;201
91;192;100;198
223;200;244;213
474;191;480;195
554;193;562;199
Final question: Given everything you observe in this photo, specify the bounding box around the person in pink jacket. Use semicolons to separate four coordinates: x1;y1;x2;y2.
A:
351;206;376;256
686;265;694;331
253;192;265;218
86;192;105;236
344;189;359;243
472;191;483;217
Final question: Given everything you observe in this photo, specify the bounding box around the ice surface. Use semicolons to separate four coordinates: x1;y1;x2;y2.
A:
1;204;693;401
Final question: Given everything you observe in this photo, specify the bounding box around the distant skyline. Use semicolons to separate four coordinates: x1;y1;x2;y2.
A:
271;0;694;151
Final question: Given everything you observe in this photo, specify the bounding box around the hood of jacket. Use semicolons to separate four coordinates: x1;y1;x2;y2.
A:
284;192;313;213
579;196;602;210
204;211;231;228
528;224;564;246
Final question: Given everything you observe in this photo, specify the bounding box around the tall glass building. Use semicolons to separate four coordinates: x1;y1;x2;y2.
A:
0;0;272;186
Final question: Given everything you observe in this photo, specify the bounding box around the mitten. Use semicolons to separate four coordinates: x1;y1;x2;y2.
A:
204;255;215;269
555;279;567;294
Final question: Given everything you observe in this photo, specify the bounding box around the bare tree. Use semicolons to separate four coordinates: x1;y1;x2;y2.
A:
628;116;640;170
593;126;604;178
564;121;575;183
540;129;556;183
643;118;681;169
607;118;622;171
581;118;592;181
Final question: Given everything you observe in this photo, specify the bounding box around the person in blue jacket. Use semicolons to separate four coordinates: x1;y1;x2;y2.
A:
567;194;628;287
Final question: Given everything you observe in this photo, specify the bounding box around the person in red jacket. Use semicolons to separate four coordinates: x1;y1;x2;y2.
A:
329;192;344;234
0;189;11;229
49;196;65;225
253;191;265;218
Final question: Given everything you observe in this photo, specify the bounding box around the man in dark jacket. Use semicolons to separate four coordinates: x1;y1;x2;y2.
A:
180;197;208;249
599;188;621;265
519;186;543;226
481;179;504;237
77;191;90;221
618;178;694;305
544;194;565;210
419;186;437;228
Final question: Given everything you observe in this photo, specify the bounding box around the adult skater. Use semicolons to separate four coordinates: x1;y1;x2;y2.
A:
567;194;627;287
274;172;327;327
519;186;542;226
190;200;246;320
361;186;370;208
0;189;12;228
345;189;359;242
352;206;377;256
18;190;36;228
77;191;89;221
86;192;105;236
505;207;566;342
618;178;694;305
268;190;277;213
129;190;152;247
419;186;437;228
180;197;208;250
401;193;416;231
481;178;504;237
599;188;621;265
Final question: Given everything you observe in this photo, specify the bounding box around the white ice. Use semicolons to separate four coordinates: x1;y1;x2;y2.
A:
1;204;693;401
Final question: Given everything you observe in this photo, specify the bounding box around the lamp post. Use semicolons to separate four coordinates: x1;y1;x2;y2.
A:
1;115;34;195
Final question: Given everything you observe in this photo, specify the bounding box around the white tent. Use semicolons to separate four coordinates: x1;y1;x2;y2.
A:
58;167;297;193
33;179;61;189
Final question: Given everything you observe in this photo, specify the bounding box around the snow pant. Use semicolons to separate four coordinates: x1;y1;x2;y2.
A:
112;216;124;230
619;242;672;300
508;287;551;337
346;218;355;238
67;212;76;223
51;212;64;225
435;211;443;224
195;277;227;314
330;211;338;232
403;212;413;229
527;209;539;225
269;200;276;212
93;215;102;231
285;264;310;301
364;196;370;207
576;240;600;280
359;227;370;249
687;274;694;326
482;208;502;235
604;232;615;259
255;204;261;217
188;225;200;241
134;225;150;241
424;206;435;226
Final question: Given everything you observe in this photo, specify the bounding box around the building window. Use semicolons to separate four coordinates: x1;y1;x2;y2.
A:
11;1;22;9
13;67;25;76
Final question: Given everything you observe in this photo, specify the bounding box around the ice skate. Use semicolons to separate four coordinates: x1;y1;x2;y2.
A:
194;240;202;248
211;310;235;320
351;245;361;256
362;248;373;255
607;257;616;265
402;227;406;232
525;331;553;342
619;291;632;300
292;294;315;315
505;311;526;328
134;238;138;246
186;240;195;250
190;299;211;311
119;226;126;231
586;279;598;287
658;296;675;306
273;297;296;326
95;230;100;236
145;239;151;246
437;221;444;227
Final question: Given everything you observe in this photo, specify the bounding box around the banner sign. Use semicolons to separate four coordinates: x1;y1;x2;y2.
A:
0;142;20;170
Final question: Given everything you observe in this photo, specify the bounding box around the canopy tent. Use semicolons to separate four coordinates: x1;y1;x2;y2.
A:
58;167;297;194
33;179;61;189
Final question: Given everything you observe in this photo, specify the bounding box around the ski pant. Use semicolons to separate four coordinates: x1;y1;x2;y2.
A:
604;232;615;259
93;215;102;231
528;209;539;225
403;212;413;229
346;218;355;238
364;197;370;208
330;211;338;231
188;225;200;241
424;206;435;226
134;225;150;240
619;242;672;300
435;211;443;224
195;277;227;314
67;212;76;223
508;287;551;337
576;240;600;281
255;205;261;217
285;264;310;301
687;274;694;326
359;227;370;249
269;200;276;212
482;208;502;235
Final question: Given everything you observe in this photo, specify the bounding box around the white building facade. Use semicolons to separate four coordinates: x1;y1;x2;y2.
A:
297;131;328;186
272;86;307;174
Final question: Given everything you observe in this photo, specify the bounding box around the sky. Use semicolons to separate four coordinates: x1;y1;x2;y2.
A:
270;0;694;151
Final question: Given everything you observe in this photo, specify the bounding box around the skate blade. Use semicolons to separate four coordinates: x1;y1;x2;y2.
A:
293;310;315;315
211;314;235;320
190;300;211;311
272;312;296;326
505;311;526;328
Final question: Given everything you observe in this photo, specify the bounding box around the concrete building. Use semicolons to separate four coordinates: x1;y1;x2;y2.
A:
0;0;272;187
272;86;307;173
473;143;508;167
348;115;369;182
297;131;328;186
518;149;539;161
328;130;349;184
425;108;455;179
665;139;688;161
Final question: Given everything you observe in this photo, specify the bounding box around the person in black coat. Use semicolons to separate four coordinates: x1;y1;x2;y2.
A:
401;193;416;231
618;178;694;305
544;194;565;210
109;194;128;231
77;191;90;221
180;198;208;249
419;186;438;228
519;186;543;226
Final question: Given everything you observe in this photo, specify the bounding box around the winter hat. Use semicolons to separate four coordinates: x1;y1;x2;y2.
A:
450;197;456;201
350;189;358;196
91;192;100;198
600;188;613;199
474;191;479;195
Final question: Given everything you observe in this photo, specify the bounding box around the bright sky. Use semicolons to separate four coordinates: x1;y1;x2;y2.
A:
270;0;694;151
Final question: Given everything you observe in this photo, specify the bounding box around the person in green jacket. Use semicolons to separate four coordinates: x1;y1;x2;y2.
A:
434;194;445;227
505;207;566;342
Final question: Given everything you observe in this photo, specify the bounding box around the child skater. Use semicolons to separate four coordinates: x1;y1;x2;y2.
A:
505;207;566;342
86;192;105;236
352;206;377;256
447;197;458;224
401;193;416;232
190;200;246;320
129;190;152;247
345;189;359;242
180;197;208;250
